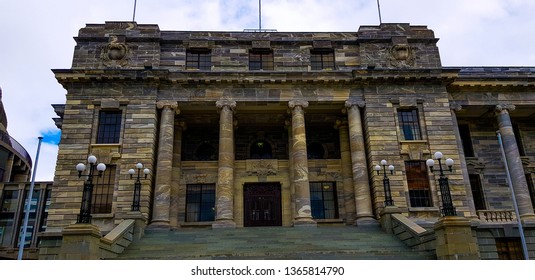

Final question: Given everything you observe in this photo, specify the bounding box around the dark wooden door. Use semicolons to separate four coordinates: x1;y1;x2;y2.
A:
244;183;282;227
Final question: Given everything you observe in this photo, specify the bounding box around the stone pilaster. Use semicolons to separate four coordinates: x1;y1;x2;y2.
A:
150;101;178;227
345;100;375;225
495;105;535;220
213;99;237;228
335;119;356;224
170;120;186;228
450;103;477;218
289;100;316;226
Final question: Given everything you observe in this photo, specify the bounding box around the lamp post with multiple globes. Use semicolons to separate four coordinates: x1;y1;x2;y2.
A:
426;151;456;216
129;163;150;211
75;155;106;224
374;160;395;206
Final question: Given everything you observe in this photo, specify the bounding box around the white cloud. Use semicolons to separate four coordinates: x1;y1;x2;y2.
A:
0;0;534;181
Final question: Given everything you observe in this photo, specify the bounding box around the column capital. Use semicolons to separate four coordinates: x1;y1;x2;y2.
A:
177;120;187;131
288;100;309;109
156;101;179;112
345;100;366;109
216;99;236;111
495;104;515;113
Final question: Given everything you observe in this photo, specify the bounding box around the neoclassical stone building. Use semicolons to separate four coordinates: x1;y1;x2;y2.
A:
41;22;535;259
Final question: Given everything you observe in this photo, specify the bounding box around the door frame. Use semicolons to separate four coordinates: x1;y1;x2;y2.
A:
243;182;282;227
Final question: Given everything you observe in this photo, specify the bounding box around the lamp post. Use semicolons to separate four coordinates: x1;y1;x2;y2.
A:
128;163;150;211
426;151;456;216
374;160;395;206
75;155;106;223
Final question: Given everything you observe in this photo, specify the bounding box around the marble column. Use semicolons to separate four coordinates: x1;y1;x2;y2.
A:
495;104;535;220
345;100;375;224
336;119;357;225
213;99;237;228
450;103;477;218
150;101;178;227
289;100;316;226
169;120;186;228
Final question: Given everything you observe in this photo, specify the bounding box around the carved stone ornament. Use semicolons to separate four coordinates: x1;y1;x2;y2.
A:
388;44;415;68
101;36;130;67
246;159;278;176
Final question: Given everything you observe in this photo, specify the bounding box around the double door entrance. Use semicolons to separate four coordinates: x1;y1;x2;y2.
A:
243;183;282;227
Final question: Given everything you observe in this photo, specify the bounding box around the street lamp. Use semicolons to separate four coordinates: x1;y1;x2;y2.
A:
75;155;106;223
374;160;395;206
426;151;456;216
128;163;150;211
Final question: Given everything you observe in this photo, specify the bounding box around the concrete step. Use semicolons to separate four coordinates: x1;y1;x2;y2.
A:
116;225;436;260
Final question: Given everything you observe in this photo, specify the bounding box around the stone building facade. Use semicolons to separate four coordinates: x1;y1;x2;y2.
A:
41;22;535;259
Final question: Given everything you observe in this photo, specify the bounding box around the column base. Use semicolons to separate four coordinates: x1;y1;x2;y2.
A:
520;213;535;223
354;216;379;227
212;220;236;229
148;220;171;230
293;217;317;227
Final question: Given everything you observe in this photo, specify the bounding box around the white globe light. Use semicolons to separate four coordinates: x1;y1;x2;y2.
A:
143;168;150;175
434;151;443;160
374;165;381;171
445;158;454;167
136;163;143;169
426;159;435;167
76;163;86;172
128;169;135;175
96;163;106;172
380;159;387;166
88;155;97;164
388;165;395;171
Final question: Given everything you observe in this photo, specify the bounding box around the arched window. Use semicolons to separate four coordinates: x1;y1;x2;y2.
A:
307;142;325;159
250;140;272;159
195;142;216;161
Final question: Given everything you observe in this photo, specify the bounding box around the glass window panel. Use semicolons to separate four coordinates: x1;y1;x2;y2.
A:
398;109;422;140
406;161;432;207
97;111;122;144
186;184;215;222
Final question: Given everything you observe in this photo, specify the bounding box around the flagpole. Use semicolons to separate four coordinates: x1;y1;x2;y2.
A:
17;136;43;260
132;0;137;22
259;0;262;31
376;0;383;24
497;131;529;260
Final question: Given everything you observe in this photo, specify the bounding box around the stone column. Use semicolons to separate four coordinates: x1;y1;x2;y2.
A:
345;100;375;225
213;99;237;228
335;119;357;225
450;103;477;218
285;119;296;219
170;120;186;228
495;105;535;220
289;100;316;226
150;101;178;227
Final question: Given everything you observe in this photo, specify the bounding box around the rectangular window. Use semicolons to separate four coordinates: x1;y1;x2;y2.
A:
91;165;116;214
17;189;40;248
398;109;422;140
186;184;215;222
96;111;122;144
0;190;18;247
496;238;523;260
39;189;51;232
469;174;486;210
310;182;338;219
310;49;335;70
406;161;432;207
249;49;274;70
458;124;475;157
186;49;212;70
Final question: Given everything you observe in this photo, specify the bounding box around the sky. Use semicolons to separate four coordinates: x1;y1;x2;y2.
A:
0;0;534;181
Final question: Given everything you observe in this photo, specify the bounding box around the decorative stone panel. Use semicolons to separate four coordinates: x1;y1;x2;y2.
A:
246;159;278;176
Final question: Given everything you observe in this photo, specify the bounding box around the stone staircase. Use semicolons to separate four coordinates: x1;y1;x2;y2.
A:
115;225;436;260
